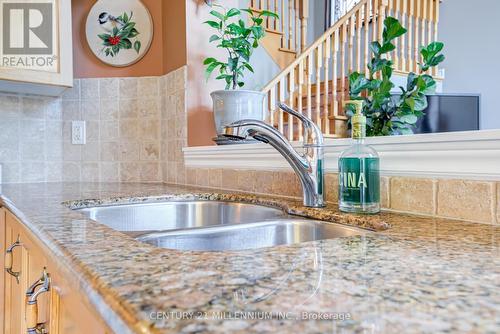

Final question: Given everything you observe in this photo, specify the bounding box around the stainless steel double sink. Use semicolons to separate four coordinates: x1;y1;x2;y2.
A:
76;201;366;251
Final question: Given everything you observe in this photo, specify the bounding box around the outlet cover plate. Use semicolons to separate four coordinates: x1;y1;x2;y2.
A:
71;121;86;145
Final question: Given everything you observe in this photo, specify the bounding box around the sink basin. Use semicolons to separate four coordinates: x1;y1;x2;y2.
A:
136;219;366;251
76;200;367;252
76;201;287;236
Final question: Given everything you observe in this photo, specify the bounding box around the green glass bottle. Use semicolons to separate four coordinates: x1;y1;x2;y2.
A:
338;101;380;214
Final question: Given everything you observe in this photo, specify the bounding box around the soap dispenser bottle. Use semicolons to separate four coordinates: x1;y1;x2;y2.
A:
338;101;380;214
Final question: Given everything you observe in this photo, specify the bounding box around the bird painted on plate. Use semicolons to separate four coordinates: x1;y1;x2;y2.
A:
98;12;125;32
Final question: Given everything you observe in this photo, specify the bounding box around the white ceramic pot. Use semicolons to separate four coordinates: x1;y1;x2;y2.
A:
210;90;266;139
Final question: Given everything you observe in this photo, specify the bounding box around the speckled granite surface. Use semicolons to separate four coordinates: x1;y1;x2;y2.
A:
0;182;498;334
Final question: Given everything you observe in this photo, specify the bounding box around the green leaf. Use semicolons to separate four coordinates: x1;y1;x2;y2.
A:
203;57;217;65
204;20;221;29
98;33;110;41
370;41;381;56
128;28;139;38
210;10;225;21
123;12;129;23
380;42;396;54
383;16;407;42
349;72;371;95
133;40;141;53
243;62;254;73
209;34;220;43
413;94;428;111
205;62;220;80
400;114;418;124
420;75;436;94
112;27;119;36
227;8;241;17
260;10;279;19
121;38;132;49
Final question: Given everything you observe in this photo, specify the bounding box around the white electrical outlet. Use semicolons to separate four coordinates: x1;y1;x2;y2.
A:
71;121;86;145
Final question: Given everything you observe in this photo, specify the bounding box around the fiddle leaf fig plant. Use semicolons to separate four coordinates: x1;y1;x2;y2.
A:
203;5;278;89
347;17;445;136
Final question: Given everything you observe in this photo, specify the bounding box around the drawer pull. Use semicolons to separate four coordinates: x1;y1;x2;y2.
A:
5;235;22;283
26;268;51;334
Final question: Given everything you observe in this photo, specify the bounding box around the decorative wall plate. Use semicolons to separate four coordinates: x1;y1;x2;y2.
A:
85;0;153;67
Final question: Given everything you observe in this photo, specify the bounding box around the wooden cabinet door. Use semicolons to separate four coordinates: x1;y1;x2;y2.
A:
2;209;112;334
0;208;5;333
3;211;29;334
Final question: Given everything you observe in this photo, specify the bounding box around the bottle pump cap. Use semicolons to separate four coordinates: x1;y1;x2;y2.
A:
348;100;366;138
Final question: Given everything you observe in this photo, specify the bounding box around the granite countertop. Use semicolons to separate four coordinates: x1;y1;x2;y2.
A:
0;182;498;334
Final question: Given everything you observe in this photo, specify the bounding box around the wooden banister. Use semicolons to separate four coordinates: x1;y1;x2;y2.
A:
259;0;441;141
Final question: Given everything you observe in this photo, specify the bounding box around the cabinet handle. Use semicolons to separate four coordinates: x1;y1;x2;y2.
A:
26;268;51;334
5;235;22;283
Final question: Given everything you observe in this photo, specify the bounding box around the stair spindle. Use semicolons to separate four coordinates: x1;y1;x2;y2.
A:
287;71;295;140
356;8;362;72
315;44;323;132
364;0;370;77
323;37;331;135
298;58;305;140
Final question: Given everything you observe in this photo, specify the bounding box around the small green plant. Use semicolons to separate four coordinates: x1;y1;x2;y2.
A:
348;17;445;136
98;12;141;57
203;5;278;89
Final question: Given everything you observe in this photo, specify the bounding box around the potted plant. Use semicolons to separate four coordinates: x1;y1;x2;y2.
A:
347;17;445;136
203;4;278;143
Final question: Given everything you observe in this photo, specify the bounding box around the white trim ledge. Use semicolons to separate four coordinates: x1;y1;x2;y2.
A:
184;130;500;181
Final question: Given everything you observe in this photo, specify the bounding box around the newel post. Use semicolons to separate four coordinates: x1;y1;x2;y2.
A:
299;0;309;53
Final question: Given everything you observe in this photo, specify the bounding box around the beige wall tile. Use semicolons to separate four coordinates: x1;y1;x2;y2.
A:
100;99;119;120
325;173;339;203
99;78;119;100
100;162;120;182
140;163;161;182
380;176;390;208
100;142;120;161
119;99;138;118
208;169;222;189
221;169;238;190
21;141;45;161
437;179;495;223
119;78;137;98
62;162;80;182
196;168;210;187
82;163;100;182
138;77;159;97
185;167;197;186
81;78;99;100
100;121;119;141
390;177;436;215
254;170;274;194
273;171;300;197
120;162;140;182
119;120;138;140
175;163;186;185
21;162;45;182
140;142;160;161
81;100;100;121
496;183;500;224
237;170;256;193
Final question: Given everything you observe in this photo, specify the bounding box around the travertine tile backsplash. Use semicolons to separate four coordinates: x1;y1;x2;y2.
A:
181;168;499;225
0;66;187;184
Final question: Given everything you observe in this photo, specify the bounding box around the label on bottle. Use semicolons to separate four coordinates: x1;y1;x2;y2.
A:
338;157;380;204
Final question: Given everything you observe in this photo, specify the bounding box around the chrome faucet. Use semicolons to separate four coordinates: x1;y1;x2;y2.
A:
223;103;325;208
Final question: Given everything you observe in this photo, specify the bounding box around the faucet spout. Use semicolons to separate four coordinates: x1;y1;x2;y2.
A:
223;104;325;208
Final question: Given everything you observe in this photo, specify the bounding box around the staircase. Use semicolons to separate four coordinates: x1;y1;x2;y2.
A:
258;0;442;141
249;0;309;69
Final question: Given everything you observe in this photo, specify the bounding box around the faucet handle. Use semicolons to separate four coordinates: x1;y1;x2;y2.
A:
278;103;323;146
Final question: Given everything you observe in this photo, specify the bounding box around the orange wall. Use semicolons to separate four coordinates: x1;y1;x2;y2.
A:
186;0;240;146
72;0;186;78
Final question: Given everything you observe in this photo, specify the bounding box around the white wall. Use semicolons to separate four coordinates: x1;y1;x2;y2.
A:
438;0;500;130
